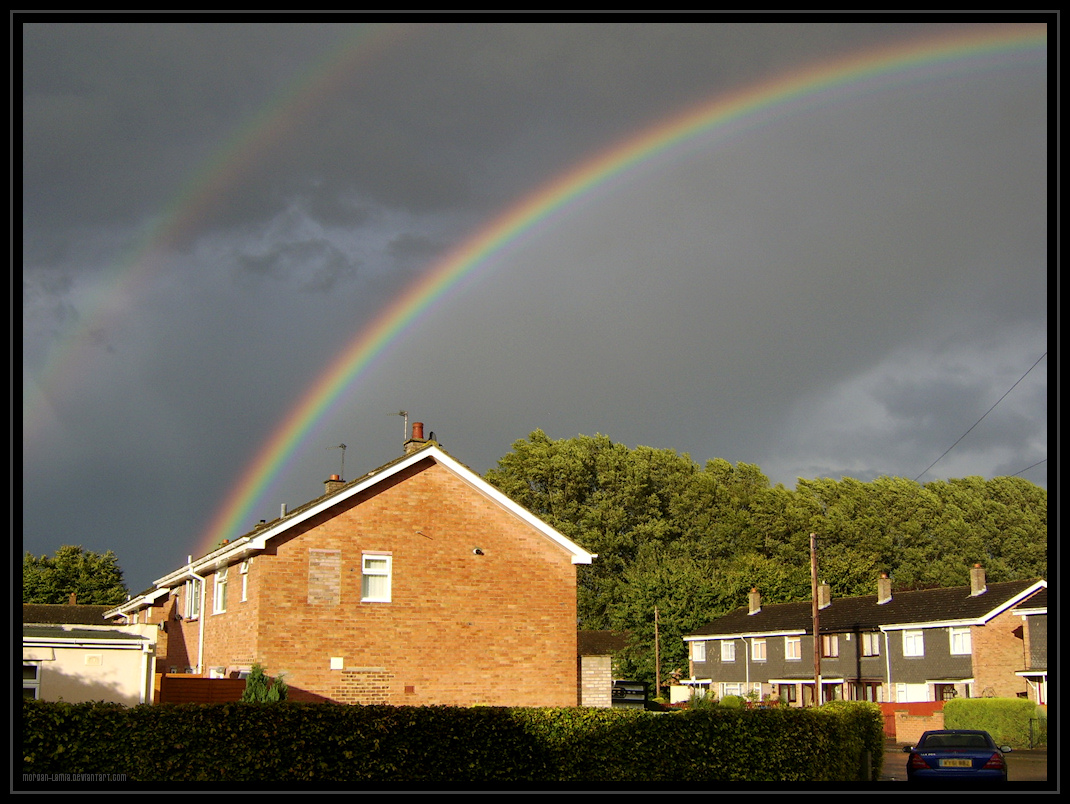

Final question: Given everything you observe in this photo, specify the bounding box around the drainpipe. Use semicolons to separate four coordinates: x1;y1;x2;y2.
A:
882;628;892;702
178;556;207;675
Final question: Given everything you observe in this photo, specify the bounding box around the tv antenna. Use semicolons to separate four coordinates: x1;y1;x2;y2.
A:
327;443;346;479
397;410;408;440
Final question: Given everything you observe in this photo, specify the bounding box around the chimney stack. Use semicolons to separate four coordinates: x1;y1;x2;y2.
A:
877;573;892;605
68;592;77;606
404;421;429;455
748;587;761;615
324;474;345;495
970;564;987;596
818;581;832;610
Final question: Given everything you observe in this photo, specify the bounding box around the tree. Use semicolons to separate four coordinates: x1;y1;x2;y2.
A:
23;545;129;605
241;663;288;702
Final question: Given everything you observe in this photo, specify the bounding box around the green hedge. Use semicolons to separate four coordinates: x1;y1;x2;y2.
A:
943;698;1045;748
21;699;884;784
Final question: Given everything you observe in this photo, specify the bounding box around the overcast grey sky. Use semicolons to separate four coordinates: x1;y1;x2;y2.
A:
20;18;1050;594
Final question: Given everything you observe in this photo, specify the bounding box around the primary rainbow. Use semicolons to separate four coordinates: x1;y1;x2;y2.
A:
194;23;1047;556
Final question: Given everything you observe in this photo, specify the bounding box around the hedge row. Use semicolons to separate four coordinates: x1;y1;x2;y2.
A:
21;698;884;784
943;697;1046;747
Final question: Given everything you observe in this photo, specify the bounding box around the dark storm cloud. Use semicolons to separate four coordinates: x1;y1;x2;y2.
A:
21;19;1049;594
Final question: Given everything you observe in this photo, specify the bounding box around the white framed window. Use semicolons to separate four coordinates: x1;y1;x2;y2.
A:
751;638;767;661
720;640;736;663
821;634;839;658
949;626;972;655
361;553;392;602
721;682;743;698
691;641;706;662
862;632;881;657
23;663;41;699
903;630;925;657
785;636;802;661
240;560;249;602
213;566;228;614
185;578;201;619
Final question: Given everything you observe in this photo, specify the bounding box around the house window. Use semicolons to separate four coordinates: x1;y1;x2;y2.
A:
821;634;839;658
23;663;41;699
785;636;802;661
751;638;767;661
903;630;925;657
691;641;706;662
185;578;201;619
720;640;735;663
862;632;881;657
361;553;392;602
721;682;743;698
213;566;228;614
778;683;797;703
240;560;249;602
949;627;972;655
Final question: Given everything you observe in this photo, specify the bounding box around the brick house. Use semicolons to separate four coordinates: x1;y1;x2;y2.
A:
106;426;596;706
1011;588;1047;704
679;566;1045;707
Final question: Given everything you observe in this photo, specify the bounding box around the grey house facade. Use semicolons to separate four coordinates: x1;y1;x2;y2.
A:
681;566;1045;706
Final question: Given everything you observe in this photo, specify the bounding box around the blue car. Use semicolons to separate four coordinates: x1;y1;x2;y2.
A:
904;729;1012;783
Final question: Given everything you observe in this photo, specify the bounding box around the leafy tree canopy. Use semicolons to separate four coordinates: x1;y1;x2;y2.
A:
486;430;1047;688
23;545;129;606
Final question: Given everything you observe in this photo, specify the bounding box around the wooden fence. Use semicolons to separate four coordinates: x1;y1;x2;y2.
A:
156;674;247;704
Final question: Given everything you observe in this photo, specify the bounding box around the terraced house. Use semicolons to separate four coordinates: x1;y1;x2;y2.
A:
681;566;1045;706
106;424;597;706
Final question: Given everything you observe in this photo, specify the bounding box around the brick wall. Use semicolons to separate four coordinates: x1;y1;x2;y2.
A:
195;459;582;706
578;655;613;708
971;608;1029;698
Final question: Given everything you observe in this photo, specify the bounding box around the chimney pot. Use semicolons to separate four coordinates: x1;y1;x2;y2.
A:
404;422;429;454
324;474;346;495
412;422;424;440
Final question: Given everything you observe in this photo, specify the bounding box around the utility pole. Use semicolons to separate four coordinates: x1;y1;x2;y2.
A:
654;606;661;701
811;532;821;706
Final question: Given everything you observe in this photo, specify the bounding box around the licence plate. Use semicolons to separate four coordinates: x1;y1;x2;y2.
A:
940;759;973;768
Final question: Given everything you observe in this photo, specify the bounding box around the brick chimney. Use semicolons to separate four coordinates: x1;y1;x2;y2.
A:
970;564;987;596
818;581;831;610
748;587;761;615
324;474;345;495
404;421;428;455
68;592;77;606
877;573;892;605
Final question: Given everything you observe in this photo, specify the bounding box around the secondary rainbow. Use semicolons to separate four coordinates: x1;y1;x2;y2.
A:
195;23;1047;556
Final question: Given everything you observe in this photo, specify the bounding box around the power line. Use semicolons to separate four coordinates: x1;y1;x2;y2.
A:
914;352;1047;482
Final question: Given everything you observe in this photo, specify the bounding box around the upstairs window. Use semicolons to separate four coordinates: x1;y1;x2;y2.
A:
821;634;839;658
213;566;228;614
949;627;972;655
361;553;392;602
184;578;201;619
720;640;735;663
862;632;881;657
903;630;925;657
751;638;767;661
691;641;706;662
785;636;802;661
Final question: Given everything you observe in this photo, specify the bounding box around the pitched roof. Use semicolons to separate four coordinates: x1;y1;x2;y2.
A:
578;630;631;656
686;578;1046;639
23;603;113;625
109;444;596;618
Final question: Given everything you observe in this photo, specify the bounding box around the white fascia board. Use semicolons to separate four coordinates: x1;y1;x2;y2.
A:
23;636;148;650
684;629;806;641
104;587;170;619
